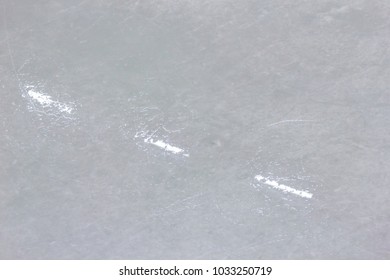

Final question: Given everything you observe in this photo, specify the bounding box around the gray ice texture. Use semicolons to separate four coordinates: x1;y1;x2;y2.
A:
0;0;390;259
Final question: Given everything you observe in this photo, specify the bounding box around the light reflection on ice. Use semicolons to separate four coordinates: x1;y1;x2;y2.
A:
254;175;313;199
144;138;189;157
134;130;189;157
24;85;75;116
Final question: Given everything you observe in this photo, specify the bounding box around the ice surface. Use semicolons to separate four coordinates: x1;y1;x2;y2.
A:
1;0;390;259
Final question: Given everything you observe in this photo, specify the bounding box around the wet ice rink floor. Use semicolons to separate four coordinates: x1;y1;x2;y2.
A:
1;0;390;259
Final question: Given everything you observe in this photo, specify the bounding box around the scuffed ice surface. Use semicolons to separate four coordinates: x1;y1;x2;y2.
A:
1;0;390;259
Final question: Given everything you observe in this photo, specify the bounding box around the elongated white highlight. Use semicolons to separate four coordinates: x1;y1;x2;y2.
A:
144;138;189;157
255;175;313;199
26;87;73;114
267;119;314;127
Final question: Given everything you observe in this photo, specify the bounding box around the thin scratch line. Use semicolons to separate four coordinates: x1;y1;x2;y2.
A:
255;175;313;199
267;119;315;127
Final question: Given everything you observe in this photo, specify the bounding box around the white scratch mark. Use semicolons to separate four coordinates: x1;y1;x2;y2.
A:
144;138;189;157
26;86;74;114
255;175;313;199
267;119;314;127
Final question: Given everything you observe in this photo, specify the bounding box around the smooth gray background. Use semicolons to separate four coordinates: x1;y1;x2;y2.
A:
1;0;389;259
